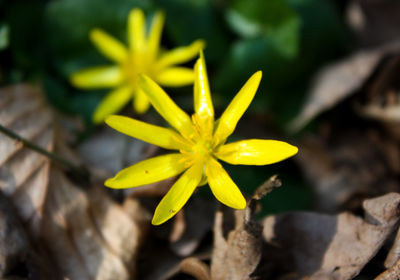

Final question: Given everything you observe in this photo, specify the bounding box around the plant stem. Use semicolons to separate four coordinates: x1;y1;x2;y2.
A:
0;124;89;181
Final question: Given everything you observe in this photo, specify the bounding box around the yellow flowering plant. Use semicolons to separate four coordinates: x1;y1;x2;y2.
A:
105;52;298;225
70;8;204;123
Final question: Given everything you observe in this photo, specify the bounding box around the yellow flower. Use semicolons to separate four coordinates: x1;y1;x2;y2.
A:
70;8;205;124
105;52;298;225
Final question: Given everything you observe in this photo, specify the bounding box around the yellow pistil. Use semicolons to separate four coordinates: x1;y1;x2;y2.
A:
70;8;205;123
104;51;298;225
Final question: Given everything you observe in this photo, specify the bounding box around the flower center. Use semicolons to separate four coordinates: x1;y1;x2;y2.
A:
121;53;155;87
191;139;214;162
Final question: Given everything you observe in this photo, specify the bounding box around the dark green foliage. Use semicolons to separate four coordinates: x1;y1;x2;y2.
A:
0;0;352;215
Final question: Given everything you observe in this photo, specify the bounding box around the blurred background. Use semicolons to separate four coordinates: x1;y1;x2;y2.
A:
0;0;352;213
1;0;400;279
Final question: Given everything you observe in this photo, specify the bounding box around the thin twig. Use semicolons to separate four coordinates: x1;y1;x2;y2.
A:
244;175;282;224
0;124;89;182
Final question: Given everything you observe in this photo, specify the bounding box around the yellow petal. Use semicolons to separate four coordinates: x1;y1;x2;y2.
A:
152;163;202;225
105;115;191;150
156;40;205;69
70;66;123;89
205;158;246;209
92;86;132;124
156;67;194;87
215;139;298;165
147;11;165;59
105;153;188;189
214;71;262;145
128;8;145;52
194;51;214;134
90;29;128;63
133;88;151;114
139;75;195;138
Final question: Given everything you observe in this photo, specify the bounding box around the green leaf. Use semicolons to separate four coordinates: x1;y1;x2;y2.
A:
45;0;152;76
154;0;230;63
226;0;300;58
216;0;349;127
0;24;9;51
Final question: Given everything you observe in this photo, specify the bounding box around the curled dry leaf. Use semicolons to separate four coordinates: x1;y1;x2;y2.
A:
180;257;210;280
0;85;149;279
262;193;400;279
211;209;263;280
289;41;400;132
211;176;281;280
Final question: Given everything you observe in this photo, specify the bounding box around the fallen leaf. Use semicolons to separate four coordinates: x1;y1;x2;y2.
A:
347;0;400;47
375;257;400;280
384;226;400;268
170;194;215;257
0;84;52;235
262;192;400;279
354;54;400;140
78;126;149;180
289;41;400;132
42;168;147;280
0;84;150;279
0;190;36;278
210;176;281;280
180;257;210;280
297;128;400;212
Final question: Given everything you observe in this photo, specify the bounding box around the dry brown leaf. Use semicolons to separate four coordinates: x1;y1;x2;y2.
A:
210;176;281;280
0;189;56;279
354;54;400;141
170;195;215;257
347;0;400;47
262;193;400;280
78;126;150;180
0;85;150;279
42;168;147;280
289;41;400;132
384;226;400;268
0;85;52;235
180;257;210;280
375;257;400;280
297;128;400;212
211;209;262;280
0;191;32;277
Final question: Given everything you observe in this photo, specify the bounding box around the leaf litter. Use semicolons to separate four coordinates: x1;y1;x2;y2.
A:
0;85;149;279
1;84;400;280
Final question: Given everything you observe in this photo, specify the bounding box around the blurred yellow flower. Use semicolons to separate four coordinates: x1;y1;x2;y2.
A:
105;52;298;225
70;8;205;123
